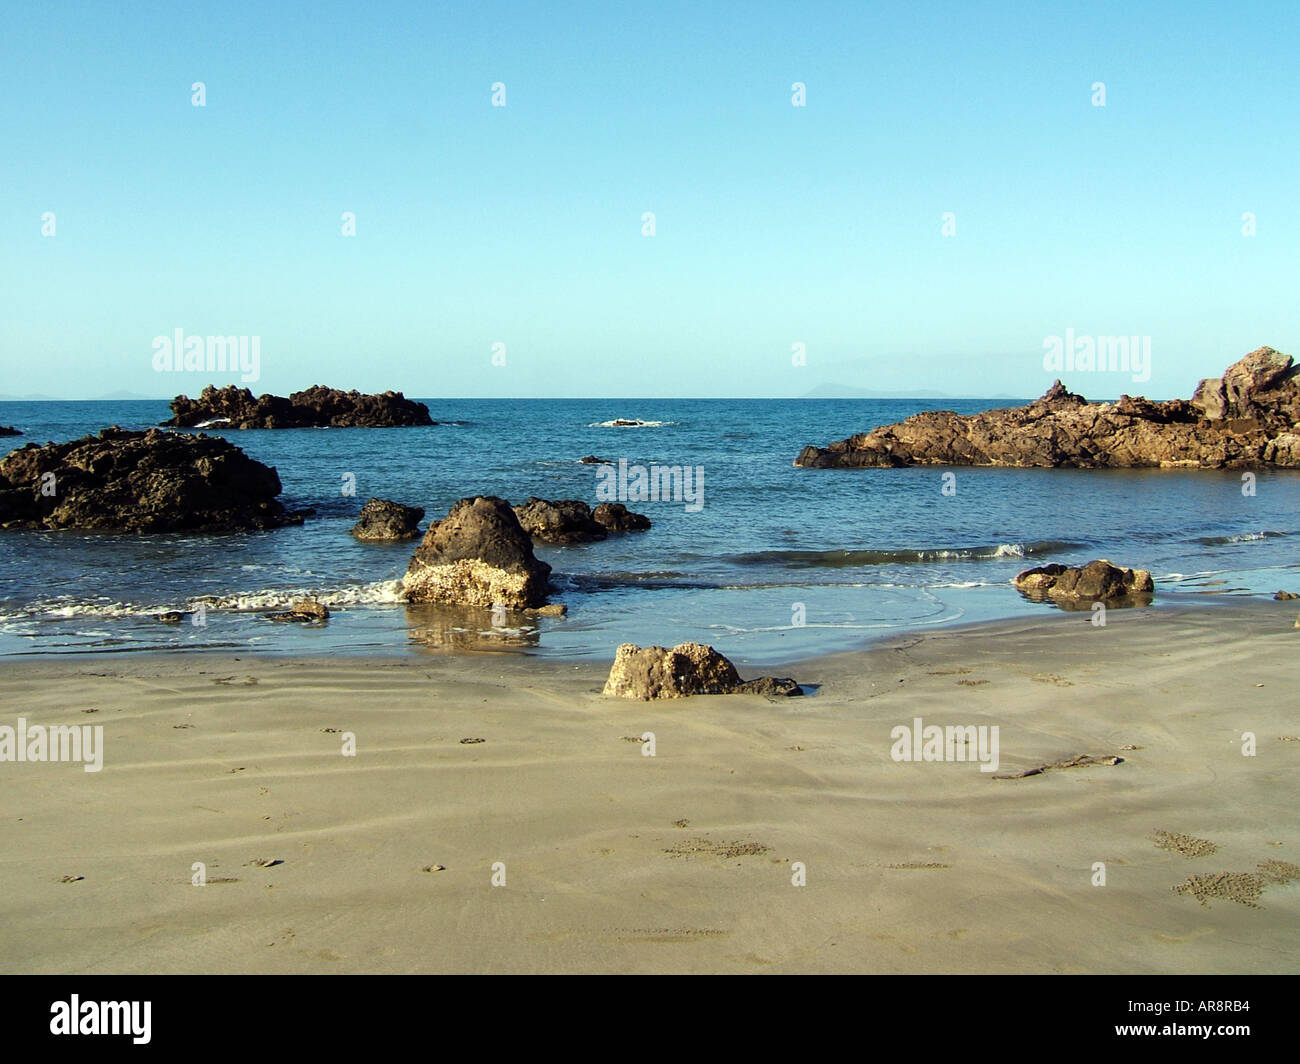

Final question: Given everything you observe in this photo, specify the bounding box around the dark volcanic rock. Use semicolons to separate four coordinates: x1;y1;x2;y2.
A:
0;427;302;532
402;496;552;608
0;426;20;437
163;385;435;429
351;498;424;541
795;346;1300;470
513;498;608;544
602;642;803;700
579;455;610;464
592;502;652;532
1014;560;1154;606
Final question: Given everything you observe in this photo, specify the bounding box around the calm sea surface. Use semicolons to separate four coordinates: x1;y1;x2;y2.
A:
2;398;1296;664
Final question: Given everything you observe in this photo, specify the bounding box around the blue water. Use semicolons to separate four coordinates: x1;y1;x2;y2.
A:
2;398;1298;664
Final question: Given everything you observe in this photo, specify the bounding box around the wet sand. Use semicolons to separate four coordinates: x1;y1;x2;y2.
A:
1;598;1297;973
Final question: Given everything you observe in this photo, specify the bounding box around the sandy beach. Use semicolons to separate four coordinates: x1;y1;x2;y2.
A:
1;598;1297;975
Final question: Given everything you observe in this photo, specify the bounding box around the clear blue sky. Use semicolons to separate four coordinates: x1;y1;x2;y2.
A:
1;0;1297;399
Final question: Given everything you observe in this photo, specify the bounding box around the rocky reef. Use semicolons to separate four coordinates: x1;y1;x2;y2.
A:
163;384;435;429
795;347;1300;470
0;427;301;532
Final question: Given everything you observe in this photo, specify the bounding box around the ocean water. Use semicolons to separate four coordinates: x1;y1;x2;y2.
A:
1;397;1297;665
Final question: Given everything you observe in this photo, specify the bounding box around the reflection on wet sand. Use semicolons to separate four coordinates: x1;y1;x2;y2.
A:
405;603;542;652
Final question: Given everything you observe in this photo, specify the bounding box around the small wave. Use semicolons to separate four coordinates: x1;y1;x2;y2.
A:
1195;530;1289;546
1;580;406;621
587;418;676;428
728;540;1087;569
193;417;231;429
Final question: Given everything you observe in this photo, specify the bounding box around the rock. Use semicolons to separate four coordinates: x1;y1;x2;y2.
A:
163;385;435;429
579;455;610;464
0;426;20;437
1274;590;1299;601
156;611;185;624
513;498;608;544
733;676;803;697
265;598;330;622
593;502;652;532
796;347;1300;470
351;498;424;540
602;642;804;700
1014;560;1154;605
402;496;552;609
0;427;302;532
524;603;567;617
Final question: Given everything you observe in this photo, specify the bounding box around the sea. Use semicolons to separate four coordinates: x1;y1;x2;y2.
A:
1;398;1297;664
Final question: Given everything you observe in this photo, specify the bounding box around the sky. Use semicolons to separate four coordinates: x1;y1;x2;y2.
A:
1;0;1297;399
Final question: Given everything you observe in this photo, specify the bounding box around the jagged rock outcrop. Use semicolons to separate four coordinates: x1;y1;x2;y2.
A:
401;496;551;608
795;347;1300;470
1014;560;1154;605
351;498;424;540
513;498;608;544
593;502;652;532
163;385;435;429
602;642;803;700
0;427;302;532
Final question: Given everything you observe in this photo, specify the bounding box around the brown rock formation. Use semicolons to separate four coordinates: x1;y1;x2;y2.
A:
401;496;551;608
795;347;1300;470
1014;559;1154;606
351;498;424;541
602;642;802;700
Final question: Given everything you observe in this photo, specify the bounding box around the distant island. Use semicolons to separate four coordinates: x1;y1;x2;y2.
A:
162;384;435;429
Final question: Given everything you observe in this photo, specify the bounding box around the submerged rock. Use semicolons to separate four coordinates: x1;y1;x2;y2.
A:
1014;560;1154;605
795;346;1300;470
402;496;552;609
0;426;20;437
351;498;424;541
0;427;302;532
602;642;803;700
163;384;435;429
264;598;330;622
